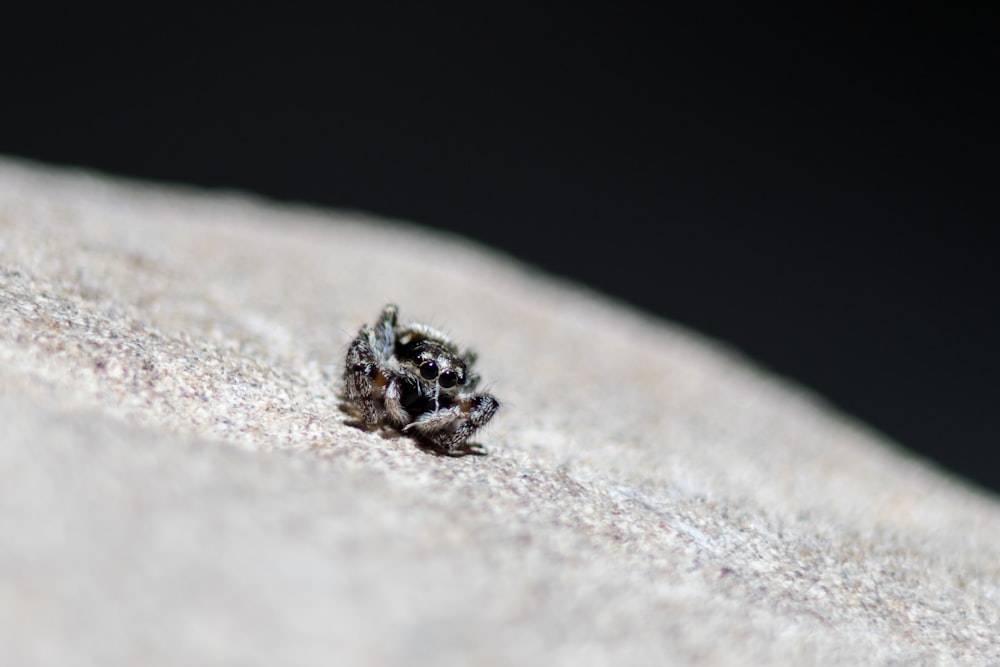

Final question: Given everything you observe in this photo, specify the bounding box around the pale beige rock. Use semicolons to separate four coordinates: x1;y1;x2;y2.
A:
1;156;998;666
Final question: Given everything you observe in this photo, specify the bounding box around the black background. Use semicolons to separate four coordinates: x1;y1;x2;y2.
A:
2;8;997;493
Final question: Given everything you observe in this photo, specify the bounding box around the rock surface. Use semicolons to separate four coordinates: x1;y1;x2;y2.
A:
1;157;998;666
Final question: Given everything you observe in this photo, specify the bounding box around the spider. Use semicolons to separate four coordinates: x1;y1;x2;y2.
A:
343;304;500;453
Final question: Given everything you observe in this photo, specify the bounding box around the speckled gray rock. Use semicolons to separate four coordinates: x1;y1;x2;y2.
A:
1;157;998;666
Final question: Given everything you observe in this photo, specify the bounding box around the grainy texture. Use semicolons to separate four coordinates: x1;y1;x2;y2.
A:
1;157;998;666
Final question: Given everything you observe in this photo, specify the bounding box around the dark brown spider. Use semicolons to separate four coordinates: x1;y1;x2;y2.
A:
343;304;499;453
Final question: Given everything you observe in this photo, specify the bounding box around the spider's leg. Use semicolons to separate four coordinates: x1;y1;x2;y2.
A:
405;392;499;452
373;304;399;359
461;348;482;391
344;325;387;426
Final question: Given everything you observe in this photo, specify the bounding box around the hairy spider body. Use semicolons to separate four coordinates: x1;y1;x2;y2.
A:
344;304;499;453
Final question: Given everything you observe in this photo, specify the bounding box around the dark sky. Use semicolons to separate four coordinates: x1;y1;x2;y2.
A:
2;8;997;493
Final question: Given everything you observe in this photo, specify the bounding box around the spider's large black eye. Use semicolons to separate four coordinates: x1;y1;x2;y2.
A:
420;361;438;380
439;370;457;388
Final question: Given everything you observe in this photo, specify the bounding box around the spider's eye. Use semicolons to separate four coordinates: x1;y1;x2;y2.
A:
439;370;457;388
419;361;438;380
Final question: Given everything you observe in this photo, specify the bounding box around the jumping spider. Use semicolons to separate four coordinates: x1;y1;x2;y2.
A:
343;304;500;453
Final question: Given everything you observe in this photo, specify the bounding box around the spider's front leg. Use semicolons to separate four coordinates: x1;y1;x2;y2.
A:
343;304;402;427
404;392;500;452
344;326;389;427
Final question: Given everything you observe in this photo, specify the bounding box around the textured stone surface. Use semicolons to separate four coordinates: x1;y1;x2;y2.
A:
1;157;998;666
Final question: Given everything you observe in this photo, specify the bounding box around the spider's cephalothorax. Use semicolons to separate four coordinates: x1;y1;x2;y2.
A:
343;304;499;453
